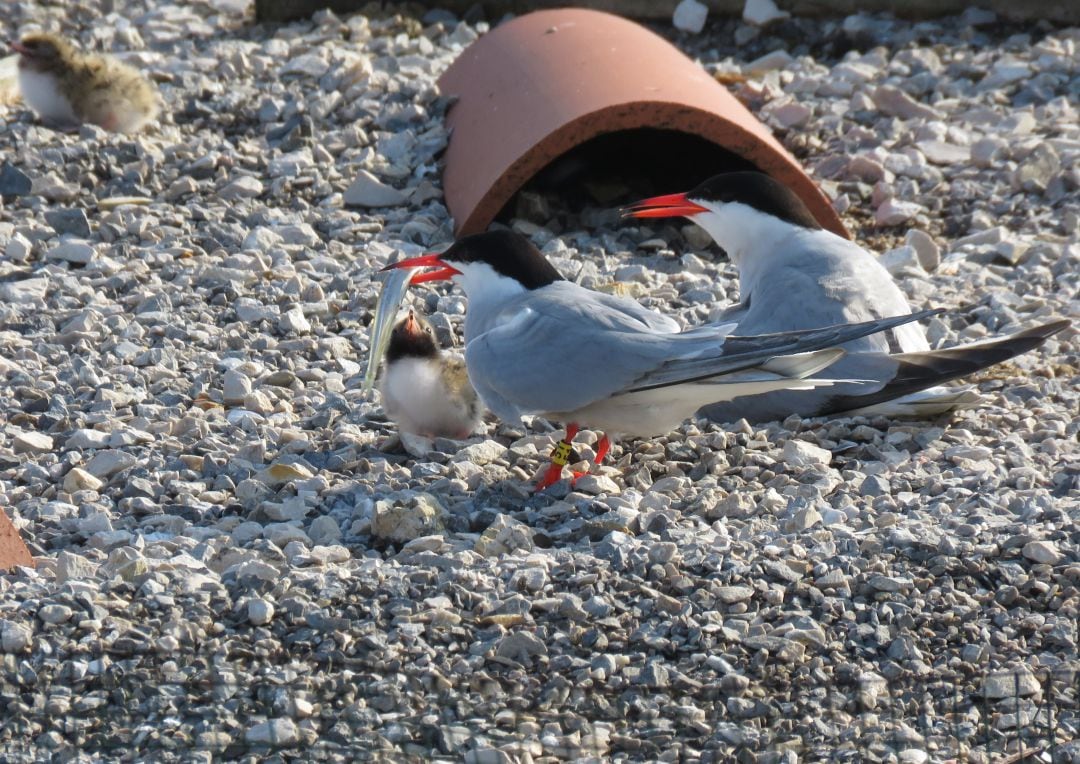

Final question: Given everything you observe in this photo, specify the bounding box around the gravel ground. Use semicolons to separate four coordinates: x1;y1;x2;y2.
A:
0;2;1078;762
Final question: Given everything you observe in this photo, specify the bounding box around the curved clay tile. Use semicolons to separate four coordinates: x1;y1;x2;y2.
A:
0;510;34;572
437;8;848;238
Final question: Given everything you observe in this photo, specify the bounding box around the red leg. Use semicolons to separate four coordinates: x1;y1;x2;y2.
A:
535;423;579;491
569;433;612;486
594;434;611;464
535;462;565;491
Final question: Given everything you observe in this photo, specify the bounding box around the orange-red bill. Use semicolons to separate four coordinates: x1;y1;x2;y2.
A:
382;254;462;284
622;192;708;219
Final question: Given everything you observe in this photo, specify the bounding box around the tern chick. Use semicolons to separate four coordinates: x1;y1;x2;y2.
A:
12;32;159;133
377;309;483;443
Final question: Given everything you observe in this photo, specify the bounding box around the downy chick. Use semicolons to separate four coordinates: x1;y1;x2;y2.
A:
378;309;483;442
12;32;159;132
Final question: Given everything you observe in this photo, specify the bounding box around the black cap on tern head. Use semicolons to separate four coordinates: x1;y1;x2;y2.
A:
440;230;566;290
688;172;823;230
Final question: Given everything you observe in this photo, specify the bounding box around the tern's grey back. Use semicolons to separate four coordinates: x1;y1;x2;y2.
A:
734;230;929;354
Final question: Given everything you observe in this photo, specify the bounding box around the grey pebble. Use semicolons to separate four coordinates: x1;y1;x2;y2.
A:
44;208;91;237
343;170;408;208
245;718;298;747
0;162;32;195
247;599;275;626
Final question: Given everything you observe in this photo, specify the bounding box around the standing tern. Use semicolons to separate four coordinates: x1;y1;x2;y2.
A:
625;171;1069;422
384;230;940;489
378;308;483;444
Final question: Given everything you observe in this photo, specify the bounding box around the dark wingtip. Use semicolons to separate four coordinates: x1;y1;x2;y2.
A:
878;307;944;330
1016;318;1071;341
814;322;1067;417
883;319;1073;390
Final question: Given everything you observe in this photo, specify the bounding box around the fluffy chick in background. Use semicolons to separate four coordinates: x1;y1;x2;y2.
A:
12;32;159;132
378;309;483;448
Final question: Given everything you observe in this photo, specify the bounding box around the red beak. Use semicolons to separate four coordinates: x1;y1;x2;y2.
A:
382;253;462;284
622;192;708;219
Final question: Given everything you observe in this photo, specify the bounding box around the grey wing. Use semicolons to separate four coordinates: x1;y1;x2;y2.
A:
585;288;681;333
737;237;930;353
713;299;750;324
463;302;678;418
465;283;939;416
631;309;941;391
539;281;681;333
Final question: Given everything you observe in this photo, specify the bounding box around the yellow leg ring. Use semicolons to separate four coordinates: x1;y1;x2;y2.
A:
551;440;572;466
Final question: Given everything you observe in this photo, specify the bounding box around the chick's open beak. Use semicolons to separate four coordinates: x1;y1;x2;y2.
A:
401;310;423;336
382;254;461;284
622;192;708;219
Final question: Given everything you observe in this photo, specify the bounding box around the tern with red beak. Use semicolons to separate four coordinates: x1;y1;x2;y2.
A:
377;309;483;445
384;230;940;489
625;172;1069;422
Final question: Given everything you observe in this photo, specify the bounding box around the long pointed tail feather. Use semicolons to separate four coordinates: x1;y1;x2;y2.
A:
821;318;1070;416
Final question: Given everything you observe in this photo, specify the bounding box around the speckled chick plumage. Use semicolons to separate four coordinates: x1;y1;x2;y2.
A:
377;310;483;441
14;32;159;133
